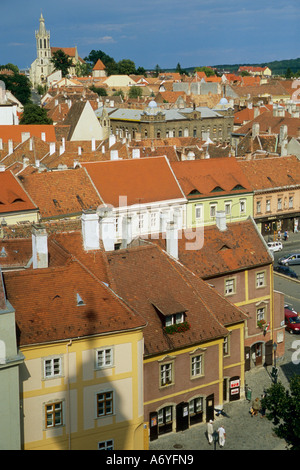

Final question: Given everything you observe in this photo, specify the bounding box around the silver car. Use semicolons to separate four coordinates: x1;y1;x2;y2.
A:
278;253;300;266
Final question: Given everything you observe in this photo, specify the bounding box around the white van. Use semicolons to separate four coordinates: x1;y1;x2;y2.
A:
267;241;283;252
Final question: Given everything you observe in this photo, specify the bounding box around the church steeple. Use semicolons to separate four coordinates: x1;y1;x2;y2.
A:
35;12;51;59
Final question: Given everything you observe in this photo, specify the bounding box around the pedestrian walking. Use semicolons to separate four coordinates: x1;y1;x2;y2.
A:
217;424;226;447
251;397;261;416
284;230;288;241
207;420;214;445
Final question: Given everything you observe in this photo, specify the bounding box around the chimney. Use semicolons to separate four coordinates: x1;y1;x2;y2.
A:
81;211;100;251
121;216;132;249
132;148;140;159
32;224;48;269
99;210;115;251
21;132;30;143
216;211;227;231
279;125;288;145
109;134;116;148
41;132;46;142
110;149;118;160
49;142;56;155
91;138;96;151
8;139;13;155
166;221;178;259
252;123;260;139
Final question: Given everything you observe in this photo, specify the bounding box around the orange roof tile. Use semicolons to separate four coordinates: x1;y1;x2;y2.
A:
93;59;106;70
0;170;37;214
4;258;146;346
82;156;186;207
171;158;252;198
21;168;103;219
238;155;300;191
0;125;56;143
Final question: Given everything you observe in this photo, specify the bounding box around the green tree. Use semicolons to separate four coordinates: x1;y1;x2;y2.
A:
75;62;92;77
89;85;107;96
128;86;143;99
194;66;215;77
117;59;136;75
50;49;73;77
0;71;31;105
0;63;19;74
20;103;53;125
84;50;118;76
262;375;300;450
285;67;293;79
113;89;124;99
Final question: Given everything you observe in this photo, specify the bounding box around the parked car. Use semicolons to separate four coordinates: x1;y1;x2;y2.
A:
285;307;300;334
278;253;300;266
267;241;283;252
273;265;298;279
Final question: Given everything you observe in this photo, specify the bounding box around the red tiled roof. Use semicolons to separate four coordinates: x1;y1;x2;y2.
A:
238;155;300;191
93;59;106;71
145;218;272;279
0;170;37;214
171;158;252;198
21;168;103;219
82;156;186;207
106;244;246;356
0;125;56;143
4;258;146;346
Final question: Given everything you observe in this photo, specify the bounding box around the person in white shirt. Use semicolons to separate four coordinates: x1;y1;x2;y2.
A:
217;424;226;447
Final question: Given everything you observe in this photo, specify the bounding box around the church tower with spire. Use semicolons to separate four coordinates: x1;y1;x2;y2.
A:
30;14;54;87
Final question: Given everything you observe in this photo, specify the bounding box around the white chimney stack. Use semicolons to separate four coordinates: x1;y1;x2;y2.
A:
81;211;100;251
132;148;140;159
109;135;116;148
122;216;132;249
216;211;227;231
166;221;178;259
99;213;115;251
32;224;48;269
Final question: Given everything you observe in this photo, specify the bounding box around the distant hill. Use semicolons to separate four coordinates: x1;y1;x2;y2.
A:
212;58;300;75
167;58;300;76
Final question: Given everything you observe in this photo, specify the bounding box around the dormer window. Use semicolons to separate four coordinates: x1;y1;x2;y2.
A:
165;312;185;327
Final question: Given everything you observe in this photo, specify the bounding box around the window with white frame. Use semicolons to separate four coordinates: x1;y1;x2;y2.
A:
158;406;172;426
98;439;114;450
44;357;62;379
138;213;145;230
45;401;64;428
225;278;236;295
96;348;113;369
191;354;203;377
96;391;114;417
289;196;294;209
277;198;282;210
257;306;265;322
210;204;217;218
239;199;246;214
266;199;271;212
256;271;266;288
256;200;261;214
195;204;203;220
150;212;157;228
189;397;203;415
160;362;173;386
225;202;231;216
223;336;230;356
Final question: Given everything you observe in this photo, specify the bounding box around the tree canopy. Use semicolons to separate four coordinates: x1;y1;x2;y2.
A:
262;375;300;450
0;69;31;105
50;50;73;77
20;103;53;125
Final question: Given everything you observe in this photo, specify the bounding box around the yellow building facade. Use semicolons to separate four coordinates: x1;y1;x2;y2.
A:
20;330;145;450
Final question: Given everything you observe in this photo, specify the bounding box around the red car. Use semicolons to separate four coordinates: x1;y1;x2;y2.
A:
285;307;300;334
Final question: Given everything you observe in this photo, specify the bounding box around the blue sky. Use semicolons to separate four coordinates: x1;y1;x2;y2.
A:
1;0;299;70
